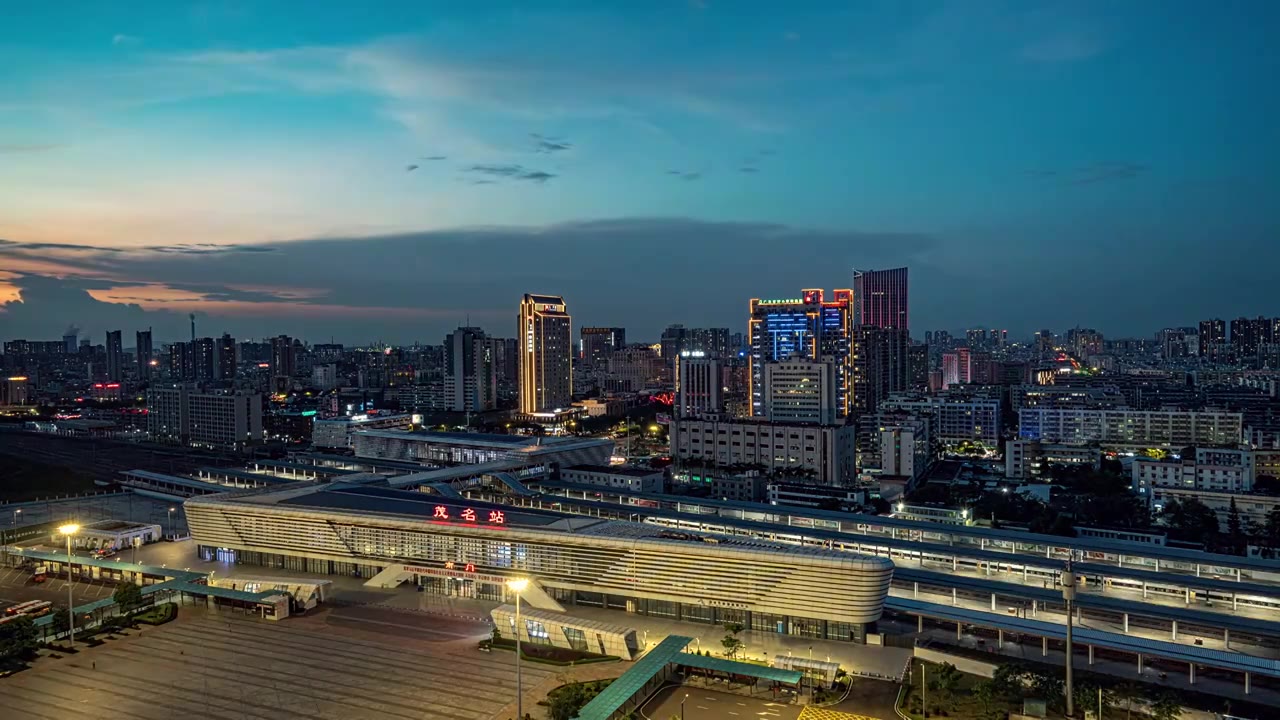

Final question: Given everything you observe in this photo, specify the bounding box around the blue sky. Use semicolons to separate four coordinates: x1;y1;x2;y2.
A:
1;1;1277;344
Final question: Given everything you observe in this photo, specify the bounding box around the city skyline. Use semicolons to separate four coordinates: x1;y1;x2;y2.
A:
2;2;1278;343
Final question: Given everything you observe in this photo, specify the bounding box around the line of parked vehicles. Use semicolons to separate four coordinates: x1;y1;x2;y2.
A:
0;600;53;625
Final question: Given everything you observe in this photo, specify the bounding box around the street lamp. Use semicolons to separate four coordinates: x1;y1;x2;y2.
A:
1063;560;1077;718
167;507;176;538
58;524;79;646
681;692;688;720
506;578;530;720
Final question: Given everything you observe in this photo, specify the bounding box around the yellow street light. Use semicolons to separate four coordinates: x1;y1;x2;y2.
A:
58;524;79;646
506;577;531;719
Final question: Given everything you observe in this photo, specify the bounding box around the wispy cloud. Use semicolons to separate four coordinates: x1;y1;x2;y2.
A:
0;239;278;255
464;164;556;183
111;33;140;47
530;133;572;153
0;144;64;154
666;170;702;181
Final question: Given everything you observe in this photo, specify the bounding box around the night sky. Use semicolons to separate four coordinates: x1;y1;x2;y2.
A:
2;1;1277;344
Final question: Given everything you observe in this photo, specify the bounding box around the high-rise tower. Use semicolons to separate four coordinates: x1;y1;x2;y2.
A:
748;289;853;418
105;330;124;383
518;294;572;414
853;267;909;330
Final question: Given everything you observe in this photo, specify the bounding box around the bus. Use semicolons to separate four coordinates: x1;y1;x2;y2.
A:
3;600;52;617
23;601;53;618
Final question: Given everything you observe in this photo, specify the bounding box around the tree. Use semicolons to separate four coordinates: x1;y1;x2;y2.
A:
1266;507;1280;555
1161;498;1219;545
1112;682;1141;720
972;679;1000;720
1227;497;1245;554
991;662;1029;700
50;608;71;636
721;622;744;659
113;581;144;614
0;614;38;660
930;662;961;713
1147;691;1183;720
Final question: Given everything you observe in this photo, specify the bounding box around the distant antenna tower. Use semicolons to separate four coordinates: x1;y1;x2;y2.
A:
189;313;196;341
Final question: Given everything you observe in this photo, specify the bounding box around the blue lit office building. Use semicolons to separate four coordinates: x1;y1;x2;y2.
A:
748;290;854;418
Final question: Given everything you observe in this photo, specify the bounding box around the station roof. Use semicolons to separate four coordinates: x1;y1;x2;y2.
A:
887;597;1280;678
528;490;1280;590
250;459;358;476
575;635;693;720
197;467;295;485
277;485;570;527
893;567;1280;637
674;653;803;684
536;484;1280;573
292;452;435;472
388;459;528;488
119;469;228;493
11;548;204;582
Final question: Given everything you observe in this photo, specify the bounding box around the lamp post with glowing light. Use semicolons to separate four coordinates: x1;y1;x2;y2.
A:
59;524;79;645
168;507;176;538
507;578;530;720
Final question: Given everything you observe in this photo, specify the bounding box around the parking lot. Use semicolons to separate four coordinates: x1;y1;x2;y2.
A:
0;561;118;610
0;600;552;719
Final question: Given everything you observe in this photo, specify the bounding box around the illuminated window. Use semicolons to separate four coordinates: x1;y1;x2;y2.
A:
525;620;550;643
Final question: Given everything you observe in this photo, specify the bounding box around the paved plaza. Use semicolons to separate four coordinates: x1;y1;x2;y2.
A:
0;604;553;720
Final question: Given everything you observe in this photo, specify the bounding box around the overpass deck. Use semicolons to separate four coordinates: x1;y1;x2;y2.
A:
889;597;1280;679
893;567;1280;638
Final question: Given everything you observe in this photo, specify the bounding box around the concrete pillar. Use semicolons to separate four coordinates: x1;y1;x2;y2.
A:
1195;563;1200;577
913;581;919;598
1088;645;1094;665
1023;566;1028;582
1236;568;1241;581
1032;600;1038;617
1137;654;1143;674
957;622;962;640
918;615;924;633
1189;663;1195;684
1142;582;1148;599
952;556;957;571
1184;587;1191;605
991;593;997;611
986;560;991;576
1245;671;1251;694
1172;620;1178;641
952;588;957;606
1154;559;1160;572
998;628;1004;649
1042;637;1048;656
1225;628;1231;650
1123;613;1129;633
1233;593;1238;611
1047;546;1052;558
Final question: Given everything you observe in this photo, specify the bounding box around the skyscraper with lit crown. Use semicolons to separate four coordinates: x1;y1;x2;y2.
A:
748;289;853;418
518;294;573;413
